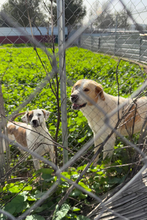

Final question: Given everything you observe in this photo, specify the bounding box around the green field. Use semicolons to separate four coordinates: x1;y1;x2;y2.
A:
1;45;146;219
1;46;146;139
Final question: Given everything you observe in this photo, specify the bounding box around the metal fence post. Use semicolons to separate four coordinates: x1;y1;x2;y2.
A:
57;0;68;164
91;31;94;51
0;83;9;178
98;37;100;50
114;14;118;56
139;35;142;61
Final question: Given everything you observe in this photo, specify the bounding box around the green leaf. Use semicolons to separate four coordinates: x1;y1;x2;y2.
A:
38;168;54;174
70;189;82;197
72;207;81;212
34;204;49;213
4;203;16;215
42;173;53;181
34;191;47;199
27;195;37;202
37;169;54;181
4;195;27;214
78;181;92;192
3;182;32;193
77;165;87;171
23;185;32;191
26;214;45;220
52;204;70;220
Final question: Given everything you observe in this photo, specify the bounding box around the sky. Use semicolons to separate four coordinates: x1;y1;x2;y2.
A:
83;0;147;25
0;0;147;25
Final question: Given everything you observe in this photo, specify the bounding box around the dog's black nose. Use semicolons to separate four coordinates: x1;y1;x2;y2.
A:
32;120;39;127
71;94;78;103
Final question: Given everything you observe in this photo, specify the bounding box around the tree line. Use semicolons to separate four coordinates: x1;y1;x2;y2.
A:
0;0;141;30
0;0;86;28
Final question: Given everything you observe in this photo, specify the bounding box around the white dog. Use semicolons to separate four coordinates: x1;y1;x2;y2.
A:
7;109;55;170
71;79;147;165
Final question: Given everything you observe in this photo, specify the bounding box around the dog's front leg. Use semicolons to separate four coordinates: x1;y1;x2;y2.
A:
103;134;116;159
93;136;104;166
32;156;41;170
49;146;56;164
93;132;116;166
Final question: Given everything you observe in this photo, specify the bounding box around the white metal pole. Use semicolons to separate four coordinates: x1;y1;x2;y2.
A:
57;0;68;164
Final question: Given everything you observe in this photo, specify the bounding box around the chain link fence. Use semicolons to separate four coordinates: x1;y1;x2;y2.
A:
0;0;147;219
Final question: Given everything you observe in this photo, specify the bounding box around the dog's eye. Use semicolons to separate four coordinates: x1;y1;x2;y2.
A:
38;113;42;116
83;88;89;92
75;85;79;90
28;114;33;120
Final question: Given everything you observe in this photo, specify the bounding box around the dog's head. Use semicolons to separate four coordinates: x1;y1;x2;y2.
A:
21;109;50;127
70;79;105;110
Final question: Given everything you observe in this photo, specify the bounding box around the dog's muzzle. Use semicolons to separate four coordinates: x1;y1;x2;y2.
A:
71;94;87;110
71;94;79;103
32;119;40;127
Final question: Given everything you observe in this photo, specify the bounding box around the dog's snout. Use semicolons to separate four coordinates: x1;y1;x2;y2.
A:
32;119;39;127
71;94;79;103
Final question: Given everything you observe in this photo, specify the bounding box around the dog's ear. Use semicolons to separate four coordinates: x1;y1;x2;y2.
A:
21;112;28;123
41;109;50;120
71;86;75;93
95;84;105;101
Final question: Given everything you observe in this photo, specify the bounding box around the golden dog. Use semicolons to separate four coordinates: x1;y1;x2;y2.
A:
70;79;147;165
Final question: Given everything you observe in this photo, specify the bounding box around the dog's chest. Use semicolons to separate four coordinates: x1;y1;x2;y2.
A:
82;109;105;134
26;127;50;146
25;126;53;156
82;101;115;132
